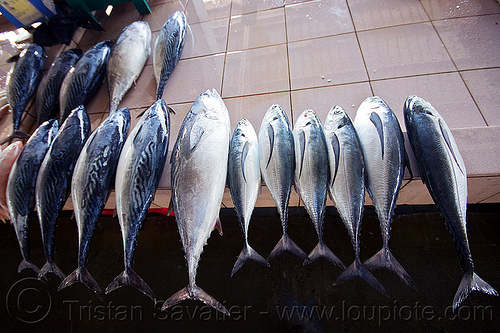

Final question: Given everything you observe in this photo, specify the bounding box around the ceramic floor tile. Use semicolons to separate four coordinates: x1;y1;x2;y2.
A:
285;0;354;42
89;112;105;131
223;45;289;98
181;17;229;59
228;7;286;51
461;68;500;126
102;2;143;34
358;23;455;80
348;0;429;31
118;64;157;110
371;72;485;129
144;1;185;32
185;0;231;24
152;189;172;207
232;0;285;15
168;101;192;151
86;81;110;114
223;91;291;130
162;53;225;104
288;33;368;90
433;15;500;70
420;0;500;20
468;177;500;203
397;180;434;205
291;82;373;123
481;191;500;203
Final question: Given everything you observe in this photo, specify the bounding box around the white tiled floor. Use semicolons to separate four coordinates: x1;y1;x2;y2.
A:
0;0;499;207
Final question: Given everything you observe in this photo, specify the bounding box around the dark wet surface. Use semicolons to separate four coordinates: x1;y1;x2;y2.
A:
1;204;499;332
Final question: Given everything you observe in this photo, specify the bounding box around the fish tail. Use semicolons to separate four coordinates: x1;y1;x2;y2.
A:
58;266;103;300
334;259;389;297
18;259;41;274
105;268;155;302
267;234;309;262
364;248;417;290
38;260;66;280
230;243;270;277
161;284;230;316
305;241;345;269
453;271;499;312
0;130;30;145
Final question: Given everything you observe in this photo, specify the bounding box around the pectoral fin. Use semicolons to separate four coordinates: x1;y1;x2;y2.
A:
439;118;464;175
266;124;274;168
369;112;384;159
298;130;306;178
241;141;250;183
330;133;340;186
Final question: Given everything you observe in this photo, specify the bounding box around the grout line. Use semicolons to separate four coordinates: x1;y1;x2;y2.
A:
219;0;233;96
283;0;294;126
344;0;374;96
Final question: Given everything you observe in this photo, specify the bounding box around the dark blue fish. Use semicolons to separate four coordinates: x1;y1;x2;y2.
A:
59;41;112;122
36;49;82;125
105;99;170;301
35;105;91;280
6;119;59;274
5;44;46;138
58;108;130;299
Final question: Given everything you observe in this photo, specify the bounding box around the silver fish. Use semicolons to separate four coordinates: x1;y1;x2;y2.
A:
153;10;186;100
353;96;416;289
258;104;309;261
325;106;388;296
293;109;344;268
105;99;170;301
163;89;230;315
6;119;59;274
404;95;498;310
58;108;131;299
36;105;91;280
36;49;82;125
59;40;112;122
108;21;151;113
228;118;269;277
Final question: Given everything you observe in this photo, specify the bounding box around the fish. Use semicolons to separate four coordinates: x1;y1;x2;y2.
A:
228;118;269;277
5;44;46;140
108;21;151;113
293;109;344;268
404;95;498;311
59;40;112;122
324;106;388;297
163;89;230;315
105;99;170;301
59;108;130;299
0;141;25;221
258;104;309;262
153;10;186;100
36;105;91;280
35;49;82;125
353;96;416;289
6;120;59;274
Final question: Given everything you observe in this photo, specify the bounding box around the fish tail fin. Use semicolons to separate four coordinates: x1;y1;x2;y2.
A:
161;284;230;316
58;266;103;300
18;259;41;274
364;248;417;290
38;260;66;280
334;260;389;297
267;234;309;262
0;130;30;145
231;243;270;277
305;241;345;269
105;268;155;302
453;271;499;312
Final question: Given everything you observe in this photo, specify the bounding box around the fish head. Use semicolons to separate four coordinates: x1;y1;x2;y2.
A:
324;105;351;131
295;109;321;130
263;104;290;128
233;118;257;142
191;89;229;123
404;95;441;122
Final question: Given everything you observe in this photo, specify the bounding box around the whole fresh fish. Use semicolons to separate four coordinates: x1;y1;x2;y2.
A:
5;44;46;138
324;106;388;296
293;109;344;268
258;104;309;261
36;105;91;280
353;96;416;289
228;118;269;277
163;89;230;315
59;40;112;122
404;95;498;310
105;99;170;301
0;141;24;221
108;21;151;113
153;10;186;100
6;120;59;273
36;49;82;125
59;108;130;299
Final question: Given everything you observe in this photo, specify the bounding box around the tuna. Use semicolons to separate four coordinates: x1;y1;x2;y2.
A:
404;95;498;311
163;89;230;315
0;141;25;221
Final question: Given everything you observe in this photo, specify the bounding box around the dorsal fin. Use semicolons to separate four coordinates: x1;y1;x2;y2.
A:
369;112;384;159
